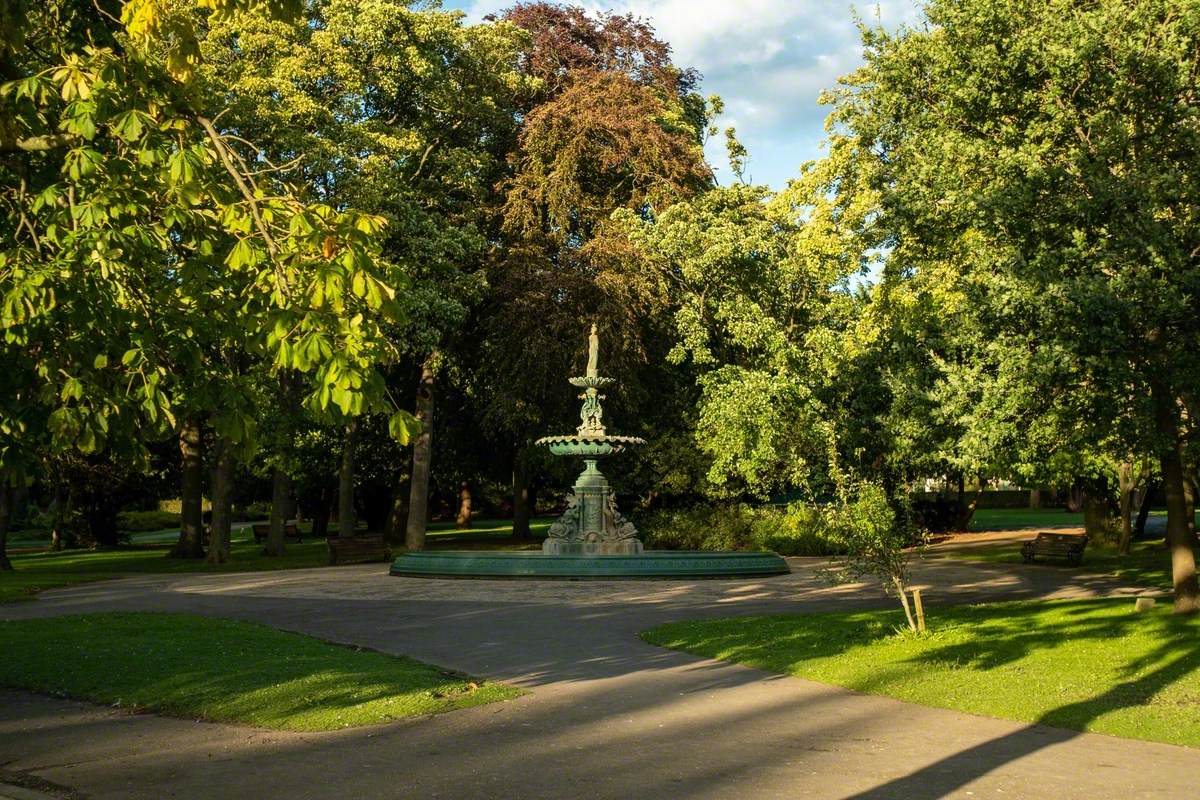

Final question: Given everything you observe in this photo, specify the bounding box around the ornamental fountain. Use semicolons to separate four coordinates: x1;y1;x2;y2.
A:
390;327;788;579
536;324;646;555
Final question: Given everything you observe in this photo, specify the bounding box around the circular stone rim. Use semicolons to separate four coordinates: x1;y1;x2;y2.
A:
390;550;791;580
534;434;647;446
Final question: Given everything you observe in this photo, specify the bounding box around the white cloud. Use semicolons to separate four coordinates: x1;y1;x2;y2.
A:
453;0;925;187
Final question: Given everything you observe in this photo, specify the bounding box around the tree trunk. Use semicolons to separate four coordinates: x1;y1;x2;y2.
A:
1082;487;1116;543
891;576;917;632
1116;461;1137;555
1184;475;1198;543
513;449;532;540
456;483;472;529
0;482;13;570
49;480;67;551
383;478;407;545
1155;387;1199;613
338;420;357;538
207;435;235;564
405;354;436;552
169;416;205;559
952;474;981;531
314;484;333;542
1066;481;1085;513
1029;489;1042;509
265;467;291;556
264;371;299;557
1134;480;1157;539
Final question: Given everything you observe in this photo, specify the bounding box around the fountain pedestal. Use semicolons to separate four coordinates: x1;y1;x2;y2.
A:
542;459;643;555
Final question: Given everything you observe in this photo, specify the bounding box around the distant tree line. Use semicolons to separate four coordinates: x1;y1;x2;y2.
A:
2;0;1198;612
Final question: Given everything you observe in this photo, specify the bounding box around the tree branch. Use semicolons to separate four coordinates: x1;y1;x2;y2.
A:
0;133;78;153
195;115;289;299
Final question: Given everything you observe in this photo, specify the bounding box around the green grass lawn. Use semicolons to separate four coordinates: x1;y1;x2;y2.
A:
939;539;1174;590
424;516;551;550
0;613;520;731
968;507;1193;532
643;599;1200;747
1;516;555;603
0;538;333;603
428;516;552;536
969;508;1085;530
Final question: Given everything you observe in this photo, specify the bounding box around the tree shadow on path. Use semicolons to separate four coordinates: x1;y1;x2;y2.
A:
842;638;1198;799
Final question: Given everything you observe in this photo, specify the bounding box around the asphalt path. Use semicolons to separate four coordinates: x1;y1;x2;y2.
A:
1;556;1194;799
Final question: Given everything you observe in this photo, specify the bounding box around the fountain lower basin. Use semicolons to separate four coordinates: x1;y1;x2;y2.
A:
389;550;790;579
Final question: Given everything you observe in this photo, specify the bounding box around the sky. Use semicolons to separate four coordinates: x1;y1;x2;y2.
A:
448;0;925;190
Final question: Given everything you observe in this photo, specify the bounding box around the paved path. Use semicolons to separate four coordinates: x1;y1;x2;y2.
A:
1;557;1194;799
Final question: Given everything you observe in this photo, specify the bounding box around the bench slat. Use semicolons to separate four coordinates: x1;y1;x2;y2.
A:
252;523;302;544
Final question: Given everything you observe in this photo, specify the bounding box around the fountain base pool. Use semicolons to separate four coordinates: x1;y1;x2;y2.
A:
389;550;790;580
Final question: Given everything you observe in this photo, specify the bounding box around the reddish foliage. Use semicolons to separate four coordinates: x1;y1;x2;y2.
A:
495;2;698;99
473;3;712;432
503;69;711;241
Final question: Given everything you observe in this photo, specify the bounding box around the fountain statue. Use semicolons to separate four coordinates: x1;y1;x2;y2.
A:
535;325;646;555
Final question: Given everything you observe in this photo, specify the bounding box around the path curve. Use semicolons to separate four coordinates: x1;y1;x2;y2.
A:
1;557;1193;799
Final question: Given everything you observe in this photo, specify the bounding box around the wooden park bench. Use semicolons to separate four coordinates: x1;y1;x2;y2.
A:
251;522;302;544
1021;532;1088;565
327;534;392;565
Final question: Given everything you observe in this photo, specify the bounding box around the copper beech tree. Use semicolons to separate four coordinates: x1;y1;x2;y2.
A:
456;3;714;544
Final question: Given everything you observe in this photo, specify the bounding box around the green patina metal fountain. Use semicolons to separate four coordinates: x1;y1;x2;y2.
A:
390;327;789;579
536;324;646;555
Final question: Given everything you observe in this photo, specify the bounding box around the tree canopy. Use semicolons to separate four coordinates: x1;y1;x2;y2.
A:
1;0;1196;616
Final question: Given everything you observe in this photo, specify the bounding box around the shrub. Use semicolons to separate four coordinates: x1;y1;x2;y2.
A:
750;504;848;556
910;497;965;533
13;508;55;533
639;503;847;556
10;527;52;541
824;480;925;631
638;505;746;551
116;510;181;532
233;502;272;522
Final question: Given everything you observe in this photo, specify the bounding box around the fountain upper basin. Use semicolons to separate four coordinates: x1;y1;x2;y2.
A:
534;434;646;457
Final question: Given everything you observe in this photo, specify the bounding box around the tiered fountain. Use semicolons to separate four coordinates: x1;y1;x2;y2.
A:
535;324;647;555
390;327;789;579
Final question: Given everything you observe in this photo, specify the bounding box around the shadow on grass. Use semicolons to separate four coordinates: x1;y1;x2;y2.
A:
0;613;519;731
647;598;1200;797
843;640;1196;799
5;571;1193;797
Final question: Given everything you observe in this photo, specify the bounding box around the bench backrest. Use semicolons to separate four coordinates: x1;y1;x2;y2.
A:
252;522;299;534
1034;532;1087;547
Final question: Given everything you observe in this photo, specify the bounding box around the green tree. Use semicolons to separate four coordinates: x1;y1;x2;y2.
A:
620;173;917;622
621;179;865;498
0;0;414;567
821;0;1200;610
199;0;527;549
